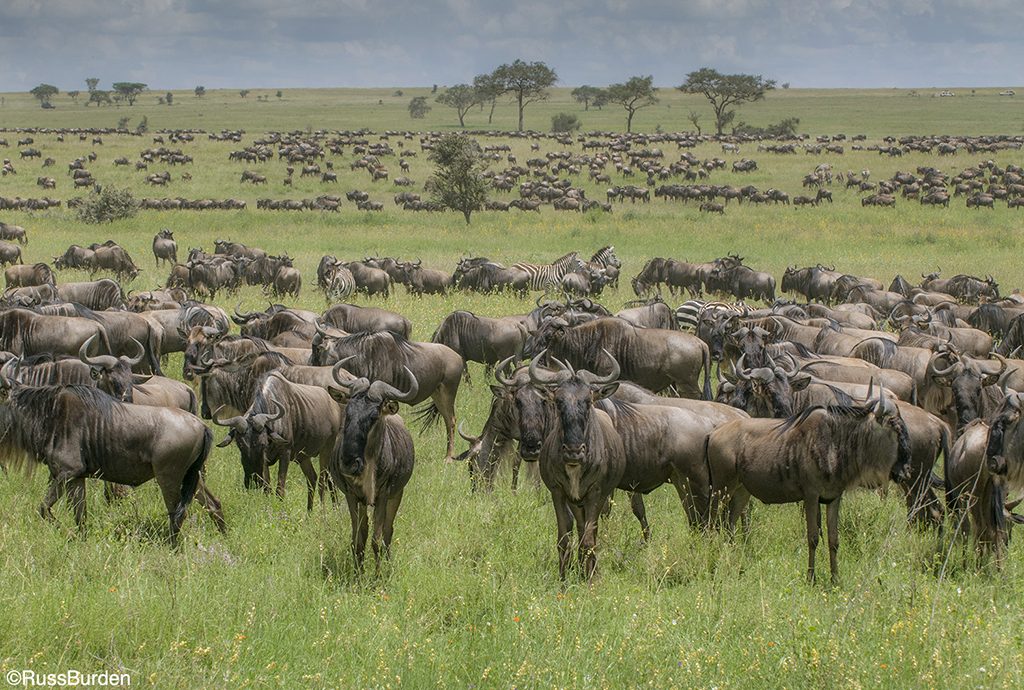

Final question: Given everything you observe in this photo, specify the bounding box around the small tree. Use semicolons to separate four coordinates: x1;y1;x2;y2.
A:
408;96;431;119
165;92;173;105
76;186;139;224
472;73;503;124
30;84;59;107
112;82;147;106
427;133;489;224
432;84;438;94
490;59;558;131
276;90;283;99
194;85;206;98
551;113;581;133
239;89;250;98
592;90;609;110
67;90;80;103
85;77;100;92
393;89;404;97
604;75;658;132
87;90;112;107
678;68;776;135
781;82;791;90
687;110;702;135
117;116;130;129
436;84;478;127
571;85;604;111
136;116;149;134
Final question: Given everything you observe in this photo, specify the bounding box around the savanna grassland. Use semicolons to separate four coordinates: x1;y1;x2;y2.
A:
1;87;1024;689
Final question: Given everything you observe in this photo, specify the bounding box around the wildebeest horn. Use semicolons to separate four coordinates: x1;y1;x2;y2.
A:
775;352;799;377
232;302;258;323
368;366;419;403
928;352;959;379
577;349;620;386
992;352;1009;377
253;399;285;427
211;405;248;431
78;334;117;369
528;351;570;386
495;355;518;386
735;354;751;381
123;338;146;366
330;357;362;388
457;421;477;443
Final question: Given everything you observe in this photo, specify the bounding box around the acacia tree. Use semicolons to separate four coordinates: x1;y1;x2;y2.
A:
604;75;658;132
67;90;80;103
677;67;775;135
194;85;206;98
436;84;478;127
112;82;147;105
30;84;59;107
85;77;100;92
472;73;503;124
571;85;604;111
87;90;112;107
239;89;250;98
490;59;558;131
427;133;489;224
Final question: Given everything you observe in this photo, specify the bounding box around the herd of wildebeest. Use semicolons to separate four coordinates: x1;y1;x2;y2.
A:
2;126;1024;215
3;124;1024;583
3;213;1024;583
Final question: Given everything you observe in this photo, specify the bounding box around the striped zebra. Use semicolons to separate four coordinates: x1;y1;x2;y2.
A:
512;251;584;291
586;246;622;288
674;299;748;331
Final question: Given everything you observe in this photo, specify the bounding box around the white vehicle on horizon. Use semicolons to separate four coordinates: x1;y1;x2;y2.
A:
999;89;1016;96
939;90;955;97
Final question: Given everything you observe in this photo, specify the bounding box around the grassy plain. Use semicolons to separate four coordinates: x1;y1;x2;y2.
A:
1;88;1024;688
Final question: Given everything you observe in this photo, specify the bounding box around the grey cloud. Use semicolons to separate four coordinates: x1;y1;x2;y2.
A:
0;0;1020;91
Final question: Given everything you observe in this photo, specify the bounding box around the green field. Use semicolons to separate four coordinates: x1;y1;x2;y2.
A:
1;88;1024;689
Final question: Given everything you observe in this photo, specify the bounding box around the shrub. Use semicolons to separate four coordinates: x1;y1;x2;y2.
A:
76;186;139;224
551;112;581;132
732;116;800;137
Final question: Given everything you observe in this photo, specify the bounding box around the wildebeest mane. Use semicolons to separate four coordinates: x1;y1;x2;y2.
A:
331;330;416;382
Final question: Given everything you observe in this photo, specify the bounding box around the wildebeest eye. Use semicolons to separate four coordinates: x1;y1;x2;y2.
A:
90;368;101;380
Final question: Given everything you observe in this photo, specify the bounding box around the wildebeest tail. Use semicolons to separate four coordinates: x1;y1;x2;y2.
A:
172;426;212;528
413;400;442;434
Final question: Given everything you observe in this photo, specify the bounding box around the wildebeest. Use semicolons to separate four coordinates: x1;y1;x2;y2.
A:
0;222;27;244
0;309;112;359
322;303;411;338
524;317;712;399
212;370;345;510
153;229;178;266
0;379;224;545
527;354;625;581
945;392;1024;565
311;330;463;460
399;260;451;296
0;240;22;265
6;262;54;288
328;365;418;572
707;397;911;582
430;310;527;379
56;279;126;310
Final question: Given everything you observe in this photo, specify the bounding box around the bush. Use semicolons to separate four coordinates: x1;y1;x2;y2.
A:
732;116;800;137
551;112;581;133
76;186;139;224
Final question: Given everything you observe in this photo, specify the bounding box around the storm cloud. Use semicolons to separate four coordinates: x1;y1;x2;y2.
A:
0;0;1019;91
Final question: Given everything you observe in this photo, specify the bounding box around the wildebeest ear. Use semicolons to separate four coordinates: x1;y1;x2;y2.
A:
327;388;348;403
268;431;289;445
592;382;619;400
382;400;399;416
790;373;812;391
216;431;235;447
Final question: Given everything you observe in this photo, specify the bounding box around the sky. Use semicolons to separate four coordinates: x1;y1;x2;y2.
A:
0;0;1021;92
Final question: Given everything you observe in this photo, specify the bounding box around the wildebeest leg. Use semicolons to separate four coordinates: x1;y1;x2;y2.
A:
66;477;87;531
346;493;369;573
372;490;404;574
568;502;587;575
826;498;841;584
194;479;227;533
295;455;318;511
579;500;602;581
275;457;291;500
433;388;458;461
40;471;73;521
804;498;821;584
726;487;751;536
551;489;574;581
629;492;651;542
317;455;338;505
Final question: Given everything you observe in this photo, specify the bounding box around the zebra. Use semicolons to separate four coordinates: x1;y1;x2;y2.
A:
586;246;622;288
512;251;584;292
317;255;355;300
674;299;748;331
